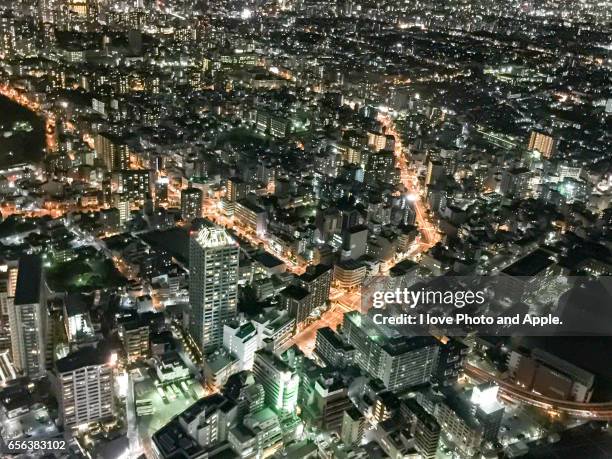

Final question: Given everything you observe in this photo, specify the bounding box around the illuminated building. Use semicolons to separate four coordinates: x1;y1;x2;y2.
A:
223;321;258;371
222;177;249;216
336;142;363;165
433;337;468;387
94;133;131;171
528;130;557;159
314;327;355;368
498;249;559;301
315;207;342;242
396;226;419;253
154;353;190;384
499;167;533;198
7;255;47;378
180;187;203;221
432;395;482;456
302;374;353;433
298;264;332;312
401;399;440;459
507;348;594;403
367;131;388;151
342;312;439;391
0;262;17;321
365;151;395;184
372;391;400;423
189;224;239;352
253;350;299;414
425;160;444;187
251;309;295;353
227;177;249;202
152;393;238;456
38;0;57;23
0;13;15;58
333;260;367;290
234;199;267;236
228;407;284;458
63;294;96;346
280;284;312;332
52;346;114;428
118;316;149;363
340;407;365;446
112;193;131;227
115;170;150;203
470;384;504;442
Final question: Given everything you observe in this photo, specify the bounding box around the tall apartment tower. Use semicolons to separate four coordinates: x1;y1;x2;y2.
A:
94;133;131;171
189;224;240;352
227;177;249;202
181;187;203;221
8;255;47;378
52;346;114;428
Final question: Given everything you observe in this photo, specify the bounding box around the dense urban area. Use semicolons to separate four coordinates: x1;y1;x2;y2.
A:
0;0;610;458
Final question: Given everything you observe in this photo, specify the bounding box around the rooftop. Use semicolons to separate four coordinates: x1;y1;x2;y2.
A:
502;249;555;276
55;346;107;374
191;225;236;250
14;254;42;306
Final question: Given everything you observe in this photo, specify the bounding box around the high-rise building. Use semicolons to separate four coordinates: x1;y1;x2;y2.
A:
401;399;440;459
342;312;439;391
305;375;353;433
426;160;445;187
112;193;131;227
298;264;332;311
223;321;258;371
341;224;368;260
8;255;47;378
367;131;387;151
95;133;131;171
118;316;150;363
279;285;312;332
528;130;557;159
227;177;249;202
181;187;203;221
314;327;355;368
253;350;300;414
507;347;594;403
470;384;504;442
433;337;468;386
115;170;150;203
63;293;96;346
189;224;239;352
333;260;367;290
365;151;395;184
315;207;342;242
52;346;114;428
499;167;532;198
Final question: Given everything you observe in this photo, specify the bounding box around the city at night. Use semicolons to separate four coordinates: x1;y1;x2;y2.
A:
0;0;610;458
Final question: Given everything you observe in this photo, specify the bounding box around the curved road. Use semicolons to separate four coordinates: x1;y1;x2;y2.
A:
464;363;612;420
